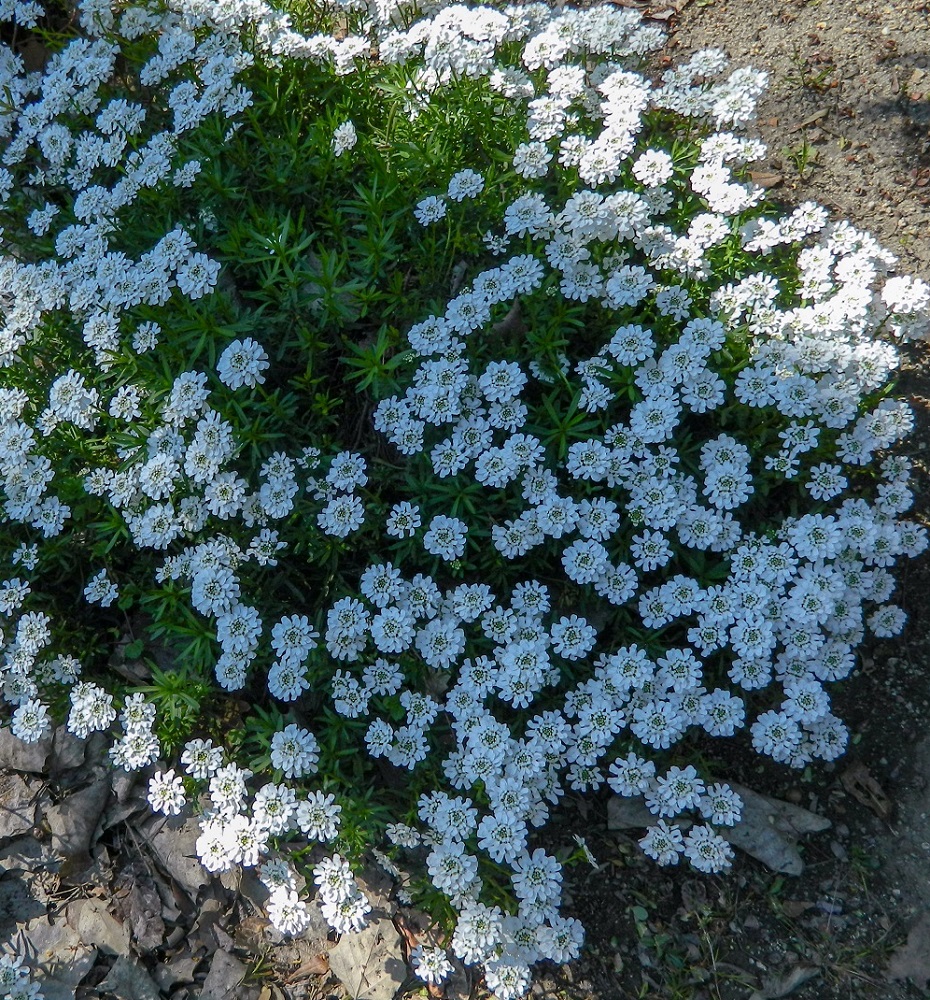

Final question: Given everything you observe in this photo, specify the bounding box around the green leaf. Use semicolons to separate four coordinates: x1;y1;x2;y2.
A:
124;639;144;659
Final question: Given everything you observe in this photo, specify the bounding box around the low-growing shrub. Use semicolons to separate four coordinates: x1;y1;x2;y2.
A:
0;0;927;995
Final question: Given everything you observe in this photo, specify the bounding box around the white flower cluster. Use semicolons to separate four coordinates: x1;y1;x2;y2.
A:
0;0;927;997
0;954;43;1000
0;0;265;744
109;691;160;770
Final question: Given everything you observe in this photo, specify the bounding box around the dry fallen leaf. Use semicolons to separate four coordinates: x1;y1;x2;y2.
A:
840;761;893;821
726;784;831;876
0;773;40;839
0;726;52;772
788;109;829;131
286;952;331;981
136;813;209;900
607;784;830;875
888;912;930;986
19;915;97;1000
200;949;261;1000
394;913;446;999
64;898;131;956
46;775;110;861
749;171;784;188
749;965;820;999
491;300;525;338
96;955;162;1000
328;916;407;1000
112;863;166;953
606;795;662;831
0;878;44;935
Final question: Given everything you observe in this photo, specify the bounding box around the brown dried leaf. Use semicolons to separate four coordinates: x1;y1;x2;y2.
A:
0;877;44;934
113;865;166;953
286;952;331;980
188;894;228;956
20;915;97;1000
394;911;420;954
393;914;446;998
46;775;110;861
49;726;85;772
64;898;131;956
749;171;784;188
328;916;406;1000
749;965;820;999
0;727;52;772
840;761;892;821
200;949;261;1000
491;300;525;338
233;913;270;954
788;109;829;131
136;813;209;900
0;773;39;839
96;956;161;1000
726;783;830;875
888;912;930;986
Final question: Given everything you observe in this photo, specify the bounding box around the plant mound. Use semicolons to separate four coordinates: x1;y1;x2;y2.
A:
0;0;927;995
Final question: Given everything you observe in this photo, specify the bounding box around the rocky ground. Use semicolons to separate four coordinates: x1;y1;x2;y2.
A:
2;1;930;999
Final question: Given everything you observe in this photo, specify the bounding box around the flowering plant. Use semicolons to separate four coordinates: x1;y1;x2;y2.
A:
0;0;927;996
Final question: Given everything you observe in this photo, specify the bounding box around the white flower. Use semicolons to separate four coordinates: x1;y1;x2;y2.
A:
411;945;453;985
313;854;356;902
84;568;119;607
698;783;743;826
148;769;187;816
181;738;223;779
318;494;365;537
332;120;357;156
422;515;467;561
267;886;312;935
217;338;269;390
414;195;447;226
386;501;421;537
295;790;342;841
448;169;484;201
11;699;51;743
175;252;220;299
321;890;370;933
640;820;685;865
683;824;734;873
270;724;320;778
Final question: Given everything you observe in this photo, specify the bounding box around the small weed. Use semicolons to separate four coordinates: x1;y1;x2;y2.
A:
786;43;839;94
783;138;819;177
